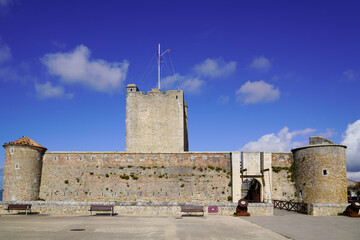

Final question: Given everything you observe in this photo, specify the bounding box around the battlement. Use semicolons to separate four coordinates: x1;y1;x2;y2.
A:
126;85;183;98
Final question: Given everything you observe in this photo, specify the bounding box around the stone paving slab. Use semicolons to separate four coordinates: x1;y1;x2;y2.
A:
0;214;286;240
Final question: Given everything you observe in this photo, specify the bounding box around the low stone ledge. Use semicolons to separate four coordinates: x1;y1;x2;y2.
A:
308;203;349;216
0;201;273;216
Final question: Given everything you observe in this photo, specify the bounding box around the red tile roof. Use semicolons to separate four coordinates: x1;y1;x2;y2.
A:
3;136;47;150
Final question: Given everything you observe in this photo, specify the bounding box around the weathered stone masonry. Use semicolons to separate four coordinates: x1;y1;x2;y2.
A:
271;152;296;201
125;84;188;153
2;137;46;202
39;152;232;202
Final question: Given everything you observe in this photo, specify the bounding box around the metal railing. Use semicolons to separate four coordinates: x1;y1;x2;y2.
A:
273;200;308;214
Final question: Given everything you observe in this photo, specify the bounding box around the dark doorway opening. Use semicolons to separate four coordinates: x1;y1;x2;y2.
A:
245;179;261;202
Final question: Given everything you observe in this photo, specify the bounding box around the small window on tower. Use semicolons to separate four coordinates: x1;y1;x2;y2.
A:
299;190;303;197
322;169;328;176
15;164;19;169
10;148;14;155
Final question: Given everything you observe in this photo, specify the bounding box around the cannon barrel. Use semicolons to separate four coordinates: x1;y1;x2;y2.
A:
238;199;248;208
235;199;250;216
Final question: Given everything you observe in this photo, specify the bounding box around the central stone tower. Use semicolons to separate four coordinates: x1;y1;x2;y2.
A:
125;84;188;152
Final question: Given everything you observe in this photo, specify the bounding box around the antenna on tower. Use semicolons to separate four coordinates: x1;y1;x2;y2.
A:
157;43;171;89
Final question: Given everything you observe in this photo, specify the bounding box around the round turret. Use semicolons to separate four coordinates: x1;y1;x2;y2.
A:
291;136;347;204
2;137;47;201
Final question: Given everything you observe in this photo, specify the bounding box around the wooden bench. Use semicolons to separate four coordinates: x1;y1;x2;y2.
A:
181;206;204;216
89;205;114;216
6;204;32;215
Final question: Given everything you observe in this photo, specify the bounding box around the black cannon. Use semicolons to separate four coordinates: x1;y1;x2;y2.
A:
342;200;360;217
235;199;250;216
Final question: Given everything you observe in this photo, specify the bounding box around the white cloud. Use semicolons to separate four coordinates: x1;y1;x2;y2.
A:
217;95;229;104
42;45;129;93
347;171;360;181
0;40;11;65
292;128;316;137
249;56;271;72
342;69;358;81
51;41;66;49
241;127;315;152
0;0;14;7
35;81;73;99
319;128;336;138
236;80;280;104
341;119;360;172
193;58;236;78
162;73;204;94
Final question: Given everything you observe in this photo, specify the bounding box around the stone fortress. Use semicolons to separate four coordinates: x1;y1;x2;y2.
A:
1;84;349;216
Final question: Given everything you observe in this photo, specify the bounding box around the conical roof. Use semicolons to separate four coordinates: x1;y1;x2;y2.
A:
3;136;47;150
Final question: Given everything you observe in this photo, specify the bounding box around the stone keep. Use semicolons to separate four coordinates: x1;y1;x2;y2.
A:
2;137;47;201
125;84;189;153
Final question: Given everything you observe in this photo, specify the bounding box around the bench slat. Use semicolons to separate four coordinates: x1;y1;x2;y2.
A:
6;204;32;215
89;205;114;216
181;206;204;212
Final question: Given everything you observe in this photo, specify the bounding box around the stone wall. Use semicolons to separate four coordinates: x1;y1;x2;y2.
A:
0;201;273;216
125;85;188;152
308;203;349;216
292;145;347;204
39;152;232;203
271;152;296;201
2;145;45;201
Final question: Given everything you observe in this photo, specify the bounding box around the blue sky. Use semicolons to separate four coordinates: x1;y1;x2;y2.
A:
0;0;360;185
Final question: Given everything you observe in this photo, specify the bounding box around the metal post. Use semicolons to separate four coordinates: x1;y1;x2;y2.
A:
158;43;160;89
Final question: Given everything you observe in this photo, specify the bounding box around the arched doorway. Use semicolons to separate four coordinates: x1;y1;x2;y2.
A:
245;178;261;202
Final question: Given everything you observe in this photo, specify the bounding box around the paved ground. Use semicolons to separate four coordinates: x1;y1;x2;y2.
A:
0;214;286;240
242;209;360;240
0;210;359;239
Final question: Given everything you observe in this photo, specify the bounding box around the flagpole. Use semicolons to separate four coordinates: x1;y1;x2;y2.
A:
158;43;161;89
